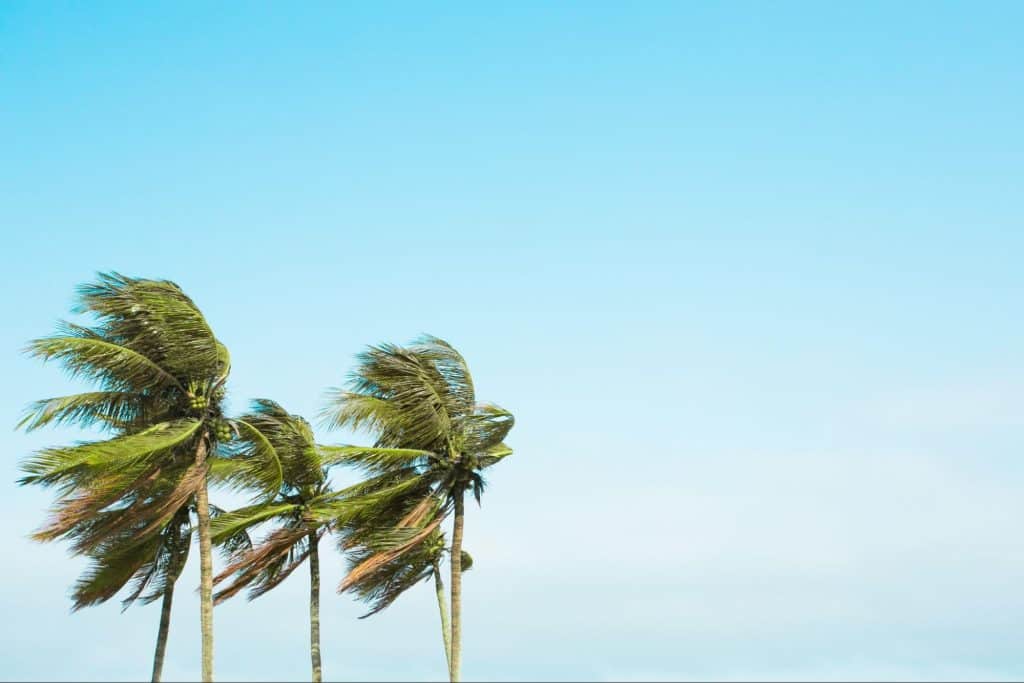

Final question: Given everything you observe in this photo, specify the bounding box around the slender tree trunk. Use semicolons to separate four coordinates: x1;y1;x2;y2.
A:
195;439;215;682
308;532;323;683
449;489;466;683
433;561;452;677
151;582;174;683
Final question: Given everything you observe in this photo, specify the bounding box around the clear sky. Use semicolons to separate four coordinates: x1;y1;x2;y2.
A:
2;1;1023;680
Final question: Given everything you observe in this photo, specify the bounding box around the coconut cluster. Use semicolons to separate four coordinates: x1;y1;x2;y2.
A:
214;420;233;442
189;394;208;411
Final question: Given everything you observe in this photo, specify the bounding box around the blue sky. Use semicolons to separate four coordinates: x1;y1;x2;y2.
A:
2;1;1023;680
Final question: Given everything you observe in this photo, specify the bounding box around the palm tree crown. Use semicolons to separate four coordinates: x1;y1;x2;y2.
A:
210;399;333;602
20;273;234;542
320;335;513;682
18;272;239;682
210;399;338;683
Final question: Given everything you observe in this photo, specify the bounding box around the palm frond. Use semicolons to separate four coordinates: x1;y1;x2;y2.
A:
37;462;204;553
348;535;439;618
318;472;436;528
317;445;435;473
339;516;443;592
319;391;398;434
70;532;164;611
17;391;148;432
463;403;515;454
208;502;300;544
26;331;184;394
74;272;221;381
411;335;476;416
222;419;284;500
212;525;312;604
341;342;461;448
210;504;253;560
478;442;512;469
239;400;322;490
121;506;192;608
68;499;192;611
20;418;201;488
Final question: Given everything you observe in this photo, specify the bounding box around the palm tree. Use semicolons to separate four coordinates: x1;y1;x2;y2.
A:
320;335;514;682
209;399;337;683
18;273;261;682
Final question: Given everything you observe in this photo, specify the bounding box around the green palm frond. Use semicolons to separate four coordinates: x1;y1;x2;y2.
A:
478;442;512;469
328;341;467;449
220;419;285;500
319;473;437;528
17;391;148;432
238;400;321;491
214;341;231;382
410;335;475;416
20;418;202;488
209;504;253;560
208;502;301;544
317;445;435;472
26;330;184;393
319;391;401;438
463;403;515;453
74;272;221;381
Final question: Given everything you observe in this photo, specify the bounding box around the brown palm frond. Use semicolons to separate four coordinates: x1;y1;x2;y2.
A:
338;516;443;592
30;466;157;544
396;494;441;529
212;524;310;604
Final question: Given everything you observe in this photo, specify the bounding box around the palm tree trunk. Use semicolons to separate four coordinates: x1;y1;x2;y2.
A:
151;583;174;682
449;488;466;683
195;439;215;682
308;531;323;683
433;561;452;677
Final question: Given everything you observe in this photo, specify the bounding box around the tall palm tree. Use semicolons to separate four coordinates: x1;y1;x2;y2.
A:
320;335;514;682
209;399;337;683
18;273;266;682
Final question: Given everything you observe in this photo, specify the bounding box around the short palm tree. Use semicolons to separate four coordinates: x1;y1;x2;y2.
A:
18;273;260;682
341;522;473;676
209;399;337;683
320;335;514;682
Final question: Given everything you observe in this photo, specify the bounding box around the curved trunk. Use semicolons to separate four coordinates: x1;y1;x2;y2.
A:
449;489;466;683
309;532;323;683
195;439;215;682
433;561;452;677
151;583;174;682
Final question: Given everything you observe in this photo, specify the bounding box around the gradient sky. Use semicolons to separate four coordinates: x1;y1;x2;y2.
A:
2;1;1023;681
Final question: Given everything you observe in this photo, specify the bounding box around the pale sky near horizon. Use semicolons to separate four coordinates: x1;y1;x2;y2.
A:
2;2;1023;681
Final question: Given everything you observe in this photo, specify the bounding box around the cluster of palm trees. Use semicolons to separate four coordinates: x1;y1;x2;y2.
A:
18;273;515;683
